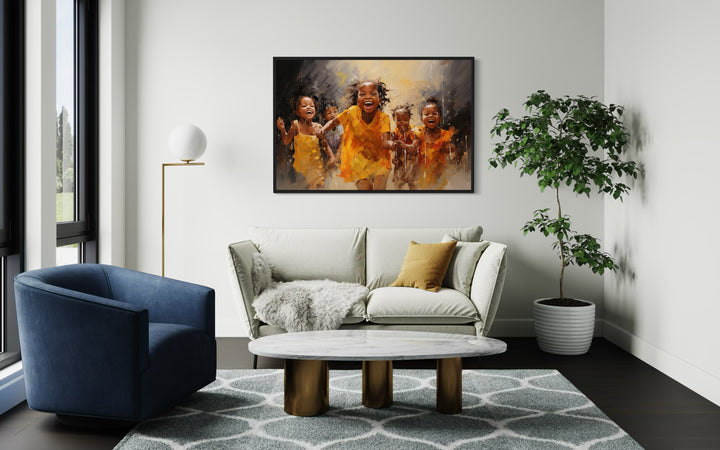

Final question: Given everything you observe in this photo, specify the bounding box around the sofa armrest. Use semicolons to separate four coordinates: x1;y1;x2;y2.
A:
469;242;508;336
227;240;260;339
14;278;149;415
102;265;215;336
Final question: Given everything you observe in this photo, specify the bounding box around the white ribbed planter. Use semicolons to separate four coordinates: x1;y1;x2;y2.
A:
533;298;595;355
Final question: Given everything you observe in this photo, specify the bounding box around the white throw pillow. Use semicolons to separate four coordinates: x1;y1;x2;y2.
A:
251;252;274;296
441;234;490;296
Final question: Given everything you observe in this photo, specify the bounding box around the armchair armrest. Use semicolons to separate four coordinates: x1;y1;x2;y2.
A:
469;242;508;336
227;240;260;339
14;277;149;416
102;265;214;336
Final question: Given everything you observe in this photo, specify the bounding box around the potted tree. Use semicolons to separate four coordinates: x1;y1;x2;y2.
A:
489;90;639;355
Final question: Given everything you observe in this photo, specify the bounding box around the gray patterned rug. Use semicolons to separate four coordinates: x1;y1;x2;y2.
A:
114;369;641;449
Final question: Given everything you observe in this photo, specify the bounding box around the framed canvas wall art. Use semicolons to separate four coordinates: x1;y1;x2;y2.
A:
273;57;474;193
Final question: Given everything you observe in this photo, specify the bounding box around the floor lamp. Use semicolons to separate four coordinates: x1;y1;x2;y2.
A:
162;124;207;277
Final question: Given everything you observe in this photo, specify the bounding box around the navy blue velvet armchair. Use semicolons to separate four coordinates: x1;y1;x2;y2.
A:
14;264;216;422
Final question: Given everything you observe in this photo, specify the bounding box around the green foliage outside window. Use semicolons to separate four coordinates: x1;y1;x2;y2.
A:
56;107;74;222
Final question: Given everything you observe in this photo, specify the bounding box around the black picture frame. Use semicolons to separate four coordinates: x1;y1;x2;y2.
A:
273;57;474;193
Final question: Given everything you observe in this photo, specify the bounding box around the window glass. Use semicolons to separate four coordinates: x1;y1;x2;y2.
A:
56;0;75;224
55;0;97;262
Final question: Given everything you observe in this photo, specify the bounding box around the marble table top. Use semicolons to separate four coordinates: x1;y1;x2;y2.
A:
248;330;507;361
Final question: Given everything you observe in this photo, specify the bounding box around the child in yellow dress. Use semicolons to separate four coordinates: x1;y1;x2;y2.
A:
319;80;393;190
276;96;336;189
416;97;456;189
390;105;420;190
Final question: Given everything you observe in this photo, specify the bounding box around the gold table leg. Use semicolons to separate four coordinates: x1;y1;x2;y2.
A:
436;357;462;414
362;360;393;408
284;359;329;416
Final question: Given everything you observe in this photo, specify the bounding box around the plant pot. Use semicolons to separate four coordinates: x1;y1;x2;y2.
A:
533;298;595;355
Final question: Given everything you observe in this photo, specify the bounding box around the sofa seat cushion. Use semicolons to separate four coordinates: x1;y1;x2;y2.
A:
365;287;479;325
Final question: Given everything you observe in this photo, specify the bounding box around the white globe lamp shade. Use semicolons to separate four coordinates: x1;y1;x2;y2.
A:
168;124;207;162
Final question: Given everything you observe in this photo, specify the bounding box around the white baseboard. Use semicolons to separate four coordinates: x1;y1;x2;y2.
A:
603;320;720;406
0;362;26;415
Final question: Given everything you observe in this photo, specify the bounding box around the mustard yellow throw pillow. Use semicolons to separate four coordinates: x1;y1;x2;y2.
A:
390;240;458;292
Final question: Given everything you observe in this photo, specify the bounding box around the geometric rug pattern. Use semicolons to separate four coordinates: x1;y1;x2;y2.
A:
114;369;642;449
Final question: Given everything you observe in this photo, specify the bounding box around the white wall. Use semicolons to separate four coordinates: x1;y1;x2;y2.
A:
25;0;57;270
99;0;126;266
124;0;606;337
604;0;720;405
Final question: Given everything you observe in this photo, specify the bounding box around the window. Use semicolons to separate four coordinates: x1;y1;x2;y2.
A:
55;0;98;264
0;0;23;371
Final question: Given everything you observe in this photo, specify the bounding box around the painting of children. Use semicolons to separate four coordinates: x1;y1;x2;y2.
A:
273;58;473;192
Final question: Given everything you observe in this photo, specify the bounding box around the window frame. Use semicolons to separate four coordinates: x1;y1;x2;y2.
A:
0;0;24;370
56;0;98;261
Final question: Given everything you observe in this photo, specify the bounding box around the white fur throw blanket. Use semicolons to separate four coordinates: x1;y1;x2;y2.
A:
252;279;369;332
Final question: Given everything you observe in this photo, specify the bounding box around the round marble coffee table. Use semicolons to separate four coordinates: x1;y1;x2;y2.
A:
248;329;507;416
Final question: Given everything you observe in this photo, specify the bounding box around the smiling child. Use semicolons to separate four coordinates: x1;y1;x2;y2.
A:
320;80;393;190
390;104;420;190
276;95;336;189
416;96;456;189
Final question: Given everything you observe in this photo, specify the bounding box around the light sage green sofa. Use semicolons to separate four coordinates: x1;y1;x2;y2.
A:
227;226;507;342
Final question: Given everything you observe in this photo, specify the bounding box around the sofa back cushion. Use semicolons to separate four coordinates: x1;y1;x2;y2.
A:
366;226;483;290
248;227;366;284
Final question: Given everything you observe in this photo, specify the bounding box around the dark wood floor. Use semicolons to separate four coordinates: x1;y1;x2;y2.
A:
0;337;718;449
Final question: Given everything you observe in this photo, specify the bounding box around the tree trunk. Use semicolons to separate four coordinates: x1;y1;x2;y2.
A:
556;188;565;300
